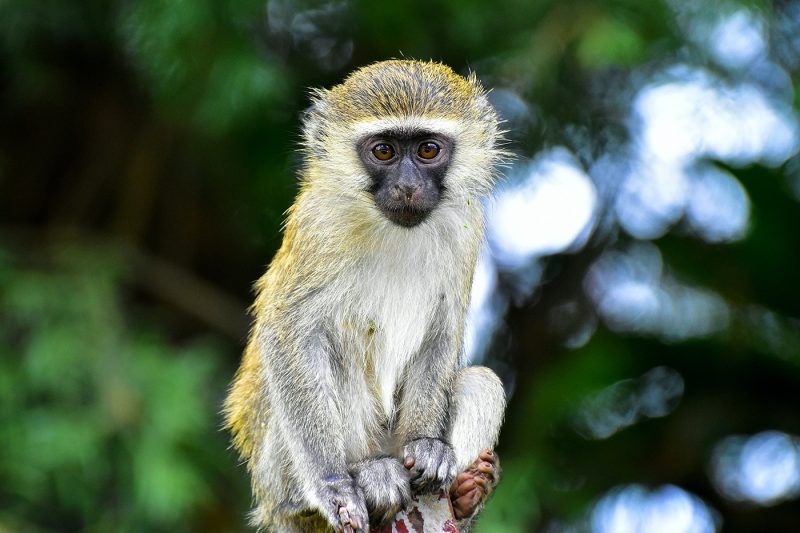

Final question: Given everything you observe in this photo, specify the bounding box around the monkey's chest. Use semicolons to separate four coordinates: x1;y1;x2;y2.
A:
339;266;443;417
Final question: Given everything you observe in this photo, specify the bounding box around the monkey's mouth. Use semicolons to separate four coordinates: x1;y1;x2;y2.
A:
370;184;440;228
382;204;432;227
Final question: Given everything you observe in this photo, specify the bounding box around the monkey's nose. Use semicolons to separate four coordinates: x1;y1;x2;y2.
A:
393;184;418;203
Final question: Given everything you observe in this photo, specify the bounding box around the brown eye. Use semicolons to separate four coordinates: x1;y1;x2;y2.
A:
418;142;440;159
372;143;395;161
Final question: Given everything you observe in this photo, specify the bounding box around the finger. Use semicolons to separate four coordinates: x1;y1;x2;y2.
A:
469;490;482;508
447;456;459;481
437;460;452;485
342;505;363;532
455;479;477;495
339;507;352;530
421;450;436;475
478;461;493;474
404;457;415;469
399;485;412;506
479;450;495;462
454;494;476;516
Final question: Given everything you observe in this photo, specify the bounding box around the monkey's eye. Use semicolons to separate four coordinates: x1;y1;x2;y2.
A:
371;143;395;161
417;142;440;159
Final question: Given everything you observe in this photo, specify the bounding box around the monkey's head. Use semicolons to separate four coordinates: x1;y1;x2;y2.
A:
301;60;504;229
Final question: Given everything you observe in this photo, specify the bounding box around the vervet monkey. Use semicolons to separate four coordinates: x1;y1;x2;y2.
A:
224;60;506;532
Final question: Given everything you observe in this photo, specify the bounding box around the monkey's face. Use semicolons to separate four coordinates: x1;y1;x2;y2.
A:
358;131;454;227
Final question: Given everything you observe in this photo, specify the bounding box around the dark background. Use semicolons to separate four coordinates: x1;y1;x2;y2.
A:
2;1;799;531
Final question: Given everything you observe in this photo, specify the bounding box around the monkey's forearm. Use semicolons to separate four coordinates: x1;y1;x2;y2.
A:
395;325;456;442
393;322;461;493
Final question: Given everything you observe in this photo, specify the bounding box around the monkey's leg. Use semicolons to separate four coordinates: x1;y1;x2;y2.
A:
447;366;506;531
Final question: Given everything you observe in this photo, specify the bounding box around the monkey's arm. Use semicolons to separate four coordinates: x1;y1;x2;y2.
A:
257;324;368;531
394;318;460;493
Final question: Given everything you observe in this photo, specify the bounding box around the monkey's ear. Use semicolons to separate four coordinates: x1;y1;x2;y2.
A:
301;89;330;145
465;71;495;116
302;101;325;122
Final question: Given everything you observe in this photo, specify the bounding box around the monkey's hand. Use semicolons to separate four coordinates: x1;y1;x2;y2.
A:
350;457;411;527
317;475;369;533
402;437;458;495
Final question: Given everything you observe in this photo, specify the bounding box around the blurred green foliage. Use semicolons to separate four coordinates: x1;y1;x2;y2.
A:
0;247;246;532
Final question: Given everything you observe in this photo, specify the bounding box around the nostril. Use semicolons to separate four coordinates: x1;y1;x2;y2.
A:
393;184;416;202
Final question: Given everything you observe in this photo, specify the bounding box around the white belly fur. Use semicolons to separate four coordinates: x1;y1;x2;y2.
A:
336;223;452;417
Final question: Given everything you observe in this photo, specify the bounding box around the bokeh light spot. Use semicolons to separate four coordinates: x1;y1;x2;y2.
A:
574;367;684;440
591;484;720;533
488;147;598;270
710;431;800;506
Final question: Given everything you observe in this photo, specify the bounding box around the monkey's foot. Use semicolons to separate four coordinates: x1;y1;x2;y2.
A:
449;449;498;520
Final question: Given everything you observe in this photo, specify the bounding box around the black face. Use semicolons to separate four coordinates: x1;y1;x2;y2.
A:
358;130;453;227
